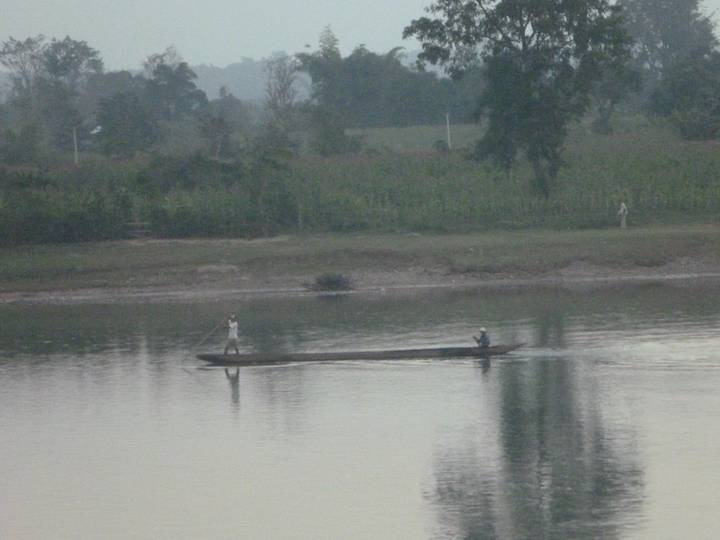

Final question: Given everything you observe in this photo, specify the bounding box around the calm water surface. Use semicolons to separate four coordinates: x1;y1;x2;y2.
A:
2;284;720;539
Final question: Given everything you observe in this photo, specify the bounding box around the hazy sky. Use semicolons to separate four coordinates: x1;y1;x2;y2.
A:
1;0;719;70
1;0;434;70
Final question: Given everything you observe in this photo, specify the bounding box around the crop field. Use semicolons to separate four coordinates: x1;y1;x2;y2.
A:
2;118;720;246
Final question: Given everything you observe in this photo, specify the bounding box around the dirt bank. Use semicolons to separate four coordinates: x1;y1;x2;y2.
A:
5;227;720;304
3;256;720;305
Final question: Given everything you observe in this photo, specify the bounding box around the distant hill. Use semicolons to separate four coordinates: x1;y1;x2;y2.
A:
192;57;310;103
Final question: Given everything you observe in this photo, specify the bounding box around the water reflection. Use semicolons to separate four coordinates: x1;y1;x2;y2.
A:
224;367;240;409
430;358;644;539
479;356;491;374
3;282;720;361
3;282;720;538
530;291;568;349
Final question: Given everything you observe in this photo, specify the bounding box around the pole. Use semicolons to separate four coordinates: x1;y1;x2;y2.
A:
446;112;452;151
192;317;228;352
180;315;230;372
73;126;79;166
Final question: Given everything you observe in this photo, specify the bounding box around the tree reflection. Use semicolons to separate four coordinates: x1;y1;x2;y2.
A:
429;359;644;539
526;289;569;349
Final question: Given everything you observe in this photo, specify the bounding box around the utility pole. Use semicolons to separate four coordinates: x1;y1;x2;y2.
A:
445;112;452;151
73;126;79;166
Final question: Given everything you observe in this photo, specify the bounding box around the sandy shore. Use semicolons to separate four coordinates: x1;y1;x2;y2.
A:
6;228;720;305
3;257;720;305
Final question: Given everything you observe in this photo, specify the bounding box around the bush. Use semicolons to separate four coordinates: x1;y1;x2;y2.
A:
670;108;720;140
137;152;243;194
309;273;354;291
0;187;131;246
433;139;450;153
0;124;46;166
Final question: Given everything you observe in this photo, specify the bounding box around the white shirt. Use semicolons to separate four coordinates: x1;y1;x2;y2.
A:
228;320;239;340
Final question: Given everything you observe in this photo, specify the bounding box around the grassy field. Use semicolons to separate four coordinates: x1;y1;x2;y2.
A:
349;123;484;152
2;225;720;294
290;122;720;233
5;117;720;247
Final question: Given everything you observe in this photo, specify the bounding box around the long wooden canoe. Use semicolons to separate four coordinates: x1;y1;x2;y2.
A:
197;344;523;366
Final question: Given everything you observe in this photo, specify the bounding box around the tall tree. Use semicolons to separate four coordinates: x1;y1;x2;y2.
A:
42;36;103;94
339;46;457;127
213;86;252;127
297;30;476;130
264;53;300;132
143;46;184;77
39;37;104;150
297;28;360;155
650;49;720;139
36;77;84;150
297;26;345;114
197;114;234;158
0;36;46;123
96;92;158;157
405;0;632;196
145;60;207;120
590;59;641;133
196;88;251;160
0;35;46;99
1;35;104;154
80;70;146;119
619;0;717;88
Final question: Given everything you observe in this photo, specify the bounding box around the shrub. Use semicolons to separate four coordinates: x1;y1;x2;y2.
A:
0;187;131;246
433;139;450;153
670;108;720;140
310;273;354;291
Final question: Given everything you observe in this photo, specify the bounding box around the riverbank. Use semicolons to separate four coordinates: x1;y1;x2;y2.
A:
3;224;720;304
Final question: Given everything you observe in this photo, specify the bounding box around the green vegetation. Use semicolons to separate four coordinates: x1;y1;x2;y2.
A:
405;0;632;196
2;121;720;246
2;4;720;249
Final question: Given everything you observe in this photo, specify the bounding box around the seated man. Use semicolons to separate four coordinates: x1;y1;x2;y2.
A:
473;327;490;349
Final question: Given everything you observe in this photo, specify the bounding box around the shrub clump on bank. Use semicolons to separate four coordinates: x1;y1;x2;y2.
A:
309;273;354;292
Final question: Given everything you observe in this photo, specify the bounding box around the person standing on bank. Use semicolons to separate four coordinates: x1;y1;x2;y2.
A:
474;327;490;350
224;314;240;355
618;201;628;229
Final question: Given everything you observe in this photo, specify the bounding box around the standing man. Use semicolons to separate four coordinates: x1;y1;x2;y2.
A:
618;201;628;229
224;314;240;355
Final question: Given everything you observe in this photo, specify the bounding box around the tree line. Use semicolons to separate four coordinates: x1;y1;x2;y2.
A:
1;1;718;167
1;0;719;246
0;33;483;165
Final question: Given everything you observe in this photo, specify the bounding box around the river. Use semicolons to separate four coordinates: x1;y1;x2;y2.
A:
2;282;720;539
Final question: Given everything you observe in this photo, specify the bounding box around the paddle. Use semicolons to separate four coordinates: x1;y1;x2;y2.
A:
181;314;232;373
